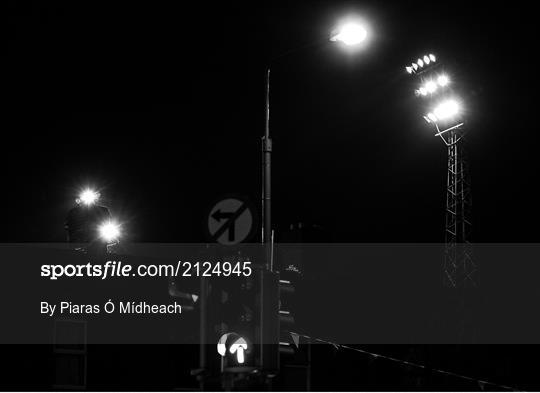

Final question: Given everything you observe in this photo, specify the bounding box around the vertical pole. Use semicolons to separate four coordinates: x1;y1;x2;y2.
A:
262;68;272;269
198;277;208;390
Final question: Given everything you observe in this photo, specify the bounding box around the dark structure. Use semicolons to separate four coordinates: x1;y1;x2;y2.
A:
65;203;111;243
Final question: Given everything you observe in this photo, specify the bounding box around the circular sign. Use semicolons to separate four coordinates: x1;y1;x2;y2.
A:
206;197;255;245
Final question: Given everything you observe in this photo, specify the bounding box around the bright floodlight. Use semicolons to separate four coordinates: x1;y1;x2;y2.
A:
98;221;121;243
433;99;460;121
406;66;413;74
429;54;436;62
437;74;450;87
417;58;424;67
77;189;100;206
423;55;430;64
418;87;428;96
425;80;437;93
330;22;367;46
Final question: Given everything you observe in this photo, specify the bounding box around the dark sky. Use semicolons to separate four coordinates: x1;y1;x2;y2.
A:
5;0;539;243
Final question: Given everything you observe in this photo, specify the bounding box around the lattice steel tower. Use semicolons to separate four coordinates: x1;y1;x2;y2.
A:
405;54;477;289
439;126;476;288
406;53;478;342
438;124;478;342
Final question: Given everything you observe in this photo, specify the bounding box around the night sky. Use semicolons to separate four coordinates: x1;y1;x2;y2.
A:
4;1;540;390
5;0;539;243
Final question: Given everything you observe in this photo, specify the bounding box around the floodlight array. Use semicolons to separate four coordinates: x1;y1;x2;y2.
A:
416;74;450;96
423;99;461;124
406;53;436;74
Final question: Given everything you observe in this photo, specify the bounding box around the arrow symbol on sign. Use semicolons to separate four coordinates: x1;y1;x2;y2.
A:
229;338;248;364
211;205;246;242
209;201;250;244
211;209;235;222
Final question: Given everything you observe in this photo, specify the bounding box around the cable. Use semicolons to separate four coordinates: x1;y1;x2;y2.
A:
289;332;518;391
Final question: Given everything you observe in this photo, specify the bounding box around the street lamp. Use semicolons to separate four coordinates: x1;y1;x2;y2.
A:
262;17;371;268
330;22;368;46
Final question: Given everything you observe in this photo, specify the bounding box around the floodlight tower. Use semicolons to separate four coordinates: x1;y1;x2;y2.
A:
406;55;476;289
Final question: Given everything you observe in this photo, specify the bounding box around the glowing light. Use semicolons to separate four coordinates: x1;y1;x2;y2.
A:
217;333;249;364
427;112;438;123
217;343;227;356
217;334;229;356
425;80;437;93
98;221;121;243
406;53;438;77
330;22;367;46
77;189;100;206
230;338;248;364
437;74;450;87
433;99;460;120
417;76;448;97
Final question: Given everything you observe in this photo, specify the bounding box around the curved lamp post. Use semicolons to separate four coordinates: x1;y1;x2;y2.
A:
262;19;370;269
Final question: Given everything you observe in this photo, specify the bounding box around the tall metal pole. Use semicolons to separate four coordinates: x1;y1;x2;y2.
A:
260;40;324;261
262;68;272;269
